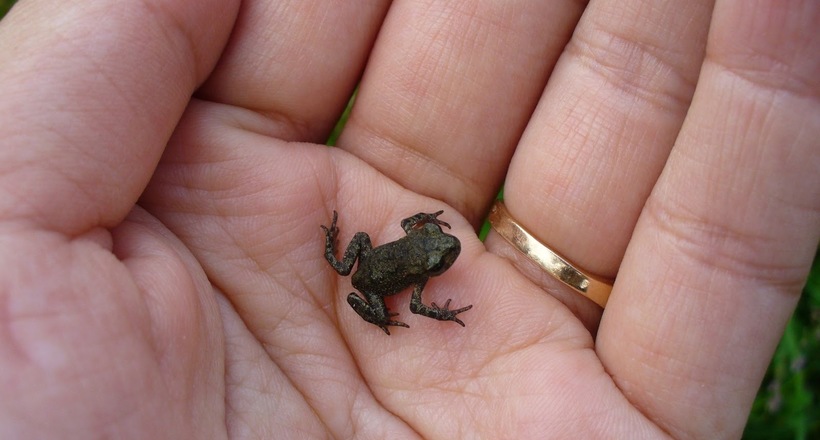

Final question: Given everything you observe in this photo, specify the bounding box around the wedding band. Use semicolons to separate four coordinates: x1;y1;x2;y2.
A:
488;200;613;308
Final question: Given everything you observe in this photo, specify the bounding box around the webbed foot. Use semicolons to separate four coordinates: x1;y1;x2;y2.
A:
411;298;473;327
320;211;339;245
347;293;410;335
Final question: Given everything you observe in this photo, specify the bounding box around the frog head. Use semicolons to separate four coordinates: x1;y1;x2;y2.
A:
424;227;461;276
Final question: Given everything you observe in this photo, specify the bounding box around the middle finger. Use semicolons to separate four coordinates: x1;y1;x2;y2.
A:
337;0;587;226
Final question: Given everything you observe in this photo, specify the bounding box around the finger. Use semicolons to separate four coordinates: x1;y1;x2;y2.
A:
598;0;820;437
485;0;714;320
197;1;391;144
0;0;237;234
337;1;586;225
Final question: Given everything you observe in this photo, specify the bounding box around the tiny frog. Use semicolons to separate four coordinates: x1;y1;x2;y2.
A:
321;210;472;335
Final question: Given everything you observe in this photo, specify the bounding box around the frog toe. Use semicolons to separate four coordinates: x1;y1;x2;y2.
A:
414;299;472;326
379;320;410;335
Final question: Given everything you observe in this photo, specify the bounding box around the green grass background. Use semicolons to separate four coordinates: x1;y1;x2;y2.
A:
2;0;817;437
0;0;11;18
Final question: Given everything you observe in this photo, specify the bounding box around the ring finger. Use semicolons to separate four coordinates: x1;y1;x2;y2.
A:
486;0;715;326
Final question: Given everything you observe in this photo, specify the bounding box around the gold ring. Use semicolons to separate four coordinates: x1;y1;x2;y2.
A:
488;200;613;308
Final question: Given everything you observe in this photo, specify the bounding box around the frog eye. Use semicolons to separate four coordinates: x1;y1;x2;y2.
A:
428;262;446;275
428;258;450;275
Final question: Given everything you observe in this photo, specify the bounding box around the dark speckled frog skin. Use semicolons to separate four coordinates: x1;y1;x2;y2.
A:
321;210;472;335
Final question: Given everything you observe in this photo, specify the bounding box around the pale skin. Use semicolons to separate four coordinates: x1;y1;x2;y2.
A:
0;0;817;438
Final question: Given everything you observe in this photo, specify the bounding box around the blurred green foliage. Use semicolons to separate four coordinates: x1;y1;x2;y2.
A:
0;0;16;18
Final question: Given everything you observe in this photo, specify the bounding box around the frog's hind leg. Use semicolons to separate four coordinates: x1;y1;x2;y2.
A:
409;281;472;327
346;292;409;335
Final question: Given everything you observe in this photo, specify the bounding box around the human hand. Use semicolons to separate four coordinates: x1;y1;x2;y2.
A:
1;0;817;438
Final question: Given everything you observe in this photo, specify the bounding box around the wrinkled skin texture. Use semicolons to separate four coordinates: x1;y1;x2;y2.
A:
322;210;470;334
0;0;818;439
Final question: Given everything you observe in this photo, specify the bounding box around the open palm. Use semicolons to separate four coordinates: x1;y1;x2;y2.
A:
1;1;817;439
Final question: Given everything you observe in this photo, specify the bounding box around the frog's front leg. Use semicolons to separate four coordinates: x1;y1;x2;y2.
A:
321;211;372;275
409;280;473;326
347;291;410;335
401;210;451;233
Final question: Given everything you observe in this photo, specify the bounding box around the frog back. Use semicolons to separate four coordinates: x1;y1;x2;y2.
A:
350;238;429;296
